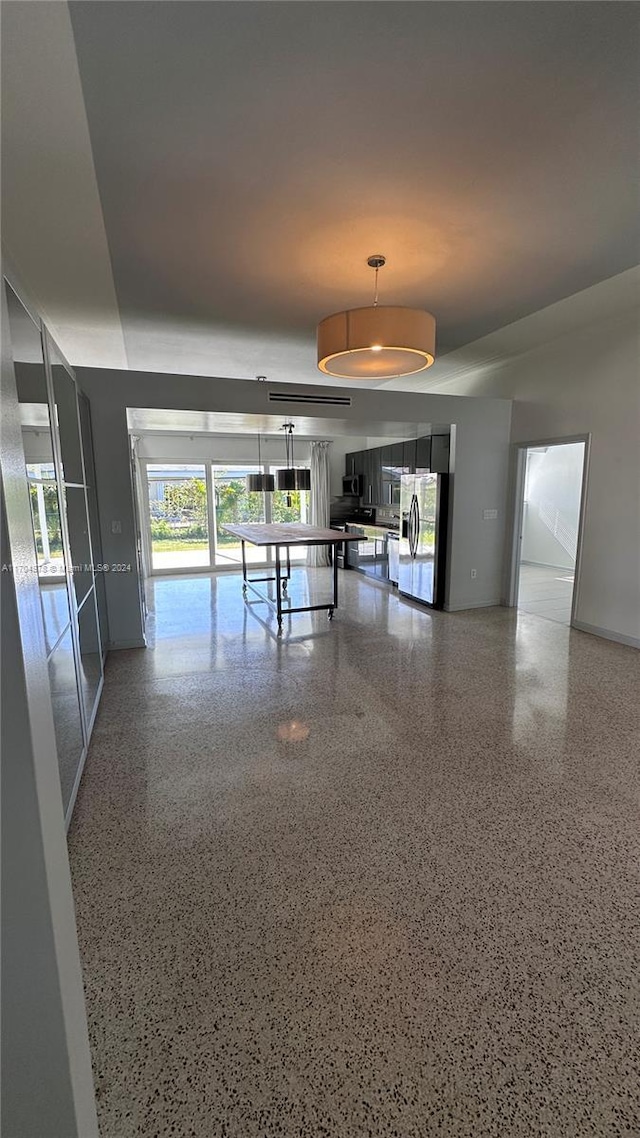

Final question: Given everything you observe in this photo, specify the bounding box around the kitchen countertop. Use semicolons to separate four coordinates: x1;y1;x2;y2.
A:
342;521;399;534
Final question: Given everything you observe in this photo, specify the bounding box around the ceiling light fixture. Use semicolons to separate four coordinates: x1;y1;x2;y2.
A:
276;422;311;498
246;432;275;493
317;254;436;379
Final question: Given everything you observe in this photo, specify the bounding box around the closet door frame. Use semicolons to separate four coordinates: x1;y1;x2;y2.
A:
42;327;104;824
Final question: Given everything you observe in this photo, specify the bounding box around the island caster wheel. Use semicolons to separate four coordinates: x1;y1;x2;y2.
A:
282;581;288;593
242;583;248;595
327;608;334;621
277;621;283;636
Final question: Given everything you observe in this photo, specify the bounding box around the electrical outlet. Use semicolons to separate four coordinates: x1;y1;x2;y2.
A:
470;568;477;579
111;520;122;534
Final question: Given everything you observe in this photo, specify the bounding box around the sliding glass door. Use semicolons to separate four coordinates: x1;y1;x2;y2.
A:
269;470;310;562
147;464;211;571
142;459;311;574
212;465;265;567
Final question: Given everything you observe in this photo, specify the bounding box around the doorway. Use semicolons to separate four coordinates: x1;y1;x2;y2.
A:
511;438;588;626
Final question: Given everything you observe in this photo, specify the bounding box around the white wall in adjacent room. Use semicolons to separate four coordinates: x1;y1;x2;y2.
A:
521;444;585;571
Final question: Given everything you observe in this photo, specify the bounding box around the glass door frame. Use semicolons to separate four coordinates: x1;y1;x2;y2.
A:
43;327;105;736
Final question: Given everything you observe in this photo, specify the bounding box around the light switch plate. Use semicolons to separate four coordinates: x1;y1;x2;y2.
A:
483;509;498;520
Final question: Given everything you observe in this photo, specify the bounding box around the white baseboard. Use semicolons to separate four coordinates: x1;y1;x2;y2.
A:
572;620;640;650
444;598;502;612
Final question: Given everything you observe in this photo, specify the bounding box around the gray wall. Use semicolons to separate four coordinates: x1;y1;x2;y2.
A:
76;369;513;643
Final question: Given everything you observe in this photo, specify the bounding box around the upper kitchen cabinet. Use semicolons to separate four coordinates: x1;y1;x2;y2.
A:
381;443;404;507
403;439;417;474
431;434;451;473
366;447;385;506
416;436;432;472
362;449;374;505
344;434;450;500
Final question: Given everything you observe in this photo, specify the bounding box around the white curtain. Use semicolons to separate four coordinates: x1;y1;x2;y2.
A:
307;441;331;567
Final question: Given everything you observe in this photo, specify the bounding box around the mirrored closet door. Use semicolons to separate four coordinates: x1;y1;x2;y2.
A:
5;279;106;823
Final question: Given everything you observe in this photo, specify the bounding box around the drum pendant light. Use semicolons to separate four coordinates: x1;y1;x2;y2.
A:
317;255;436;379
246;433;275;493
276;423;311;499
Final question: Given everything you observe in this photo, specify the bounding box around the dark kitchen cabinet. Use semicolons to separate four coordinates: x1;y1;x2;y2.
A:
373;447;384;504
346;523;389;579
403;438;417;474
346;451;364;477
381;445;393;479
431;434;450;473
416;435;432;471
381;446;393;507
363;448;382;505
390;442;404;469
381;443;404;506
345;435;449;502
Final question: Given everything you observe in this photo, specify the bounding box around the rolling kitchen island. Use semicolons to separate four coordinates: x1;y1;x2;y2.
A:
223;523;360;632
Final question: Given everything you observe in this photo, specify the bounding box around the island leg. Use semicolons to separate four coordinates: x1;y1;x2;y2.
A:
329;542;338;619
275;546;283;632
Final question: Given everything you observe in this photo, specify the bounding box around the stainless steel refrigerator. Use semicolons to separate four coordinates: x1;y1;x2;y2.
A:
399;473;449;608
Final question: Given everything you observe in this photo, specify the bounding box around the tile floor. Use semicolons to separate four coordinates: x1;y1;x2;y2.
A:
69;569;640;1137
517;562;575;626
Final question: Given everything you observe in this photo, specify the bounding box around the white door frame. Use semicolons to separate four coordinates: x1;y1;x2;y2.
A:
506;434;591;626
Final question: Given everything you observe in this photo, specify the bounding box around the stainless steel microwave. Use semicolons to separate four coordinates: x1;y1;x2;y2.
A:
342;474;362;496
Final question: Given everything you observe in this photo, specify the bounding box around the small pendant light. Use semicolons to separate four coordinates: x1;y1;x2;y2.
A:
276;422;311;495
246;432;275;493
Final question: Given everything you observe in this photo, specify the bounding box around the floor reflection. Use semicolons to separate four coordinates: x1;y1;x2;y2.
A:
70;569;640;1138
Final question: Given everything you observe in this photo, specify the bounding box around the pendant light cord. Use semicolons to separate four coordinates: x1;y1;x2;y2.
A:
373;264;379;308
283;422;295;469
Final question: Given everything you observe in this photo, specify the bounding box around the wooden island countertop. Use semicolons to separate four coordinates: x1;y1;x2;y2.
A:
223;522;360;546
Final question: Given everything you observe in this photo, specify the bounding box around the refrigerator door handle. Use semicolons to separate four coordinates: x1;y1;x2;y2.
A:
408;498;414;556
410;495;419;558
409;498;416;555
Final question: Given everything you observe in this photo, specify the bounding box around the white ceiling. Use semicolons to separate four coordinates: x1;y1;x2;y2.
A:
2;2;639;390
126;407;450;440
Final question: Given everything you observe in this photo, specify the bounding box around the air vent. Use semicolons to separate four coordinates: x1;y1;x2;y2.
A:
268;392;352;407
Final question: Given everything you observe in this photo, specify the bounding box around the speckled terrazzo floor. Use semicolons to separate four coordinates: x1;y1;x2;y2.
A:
68;569;640;1137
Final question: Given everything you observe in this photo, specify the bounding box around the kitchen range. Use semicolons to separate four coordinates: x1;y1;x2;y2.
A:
331;432;450;610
